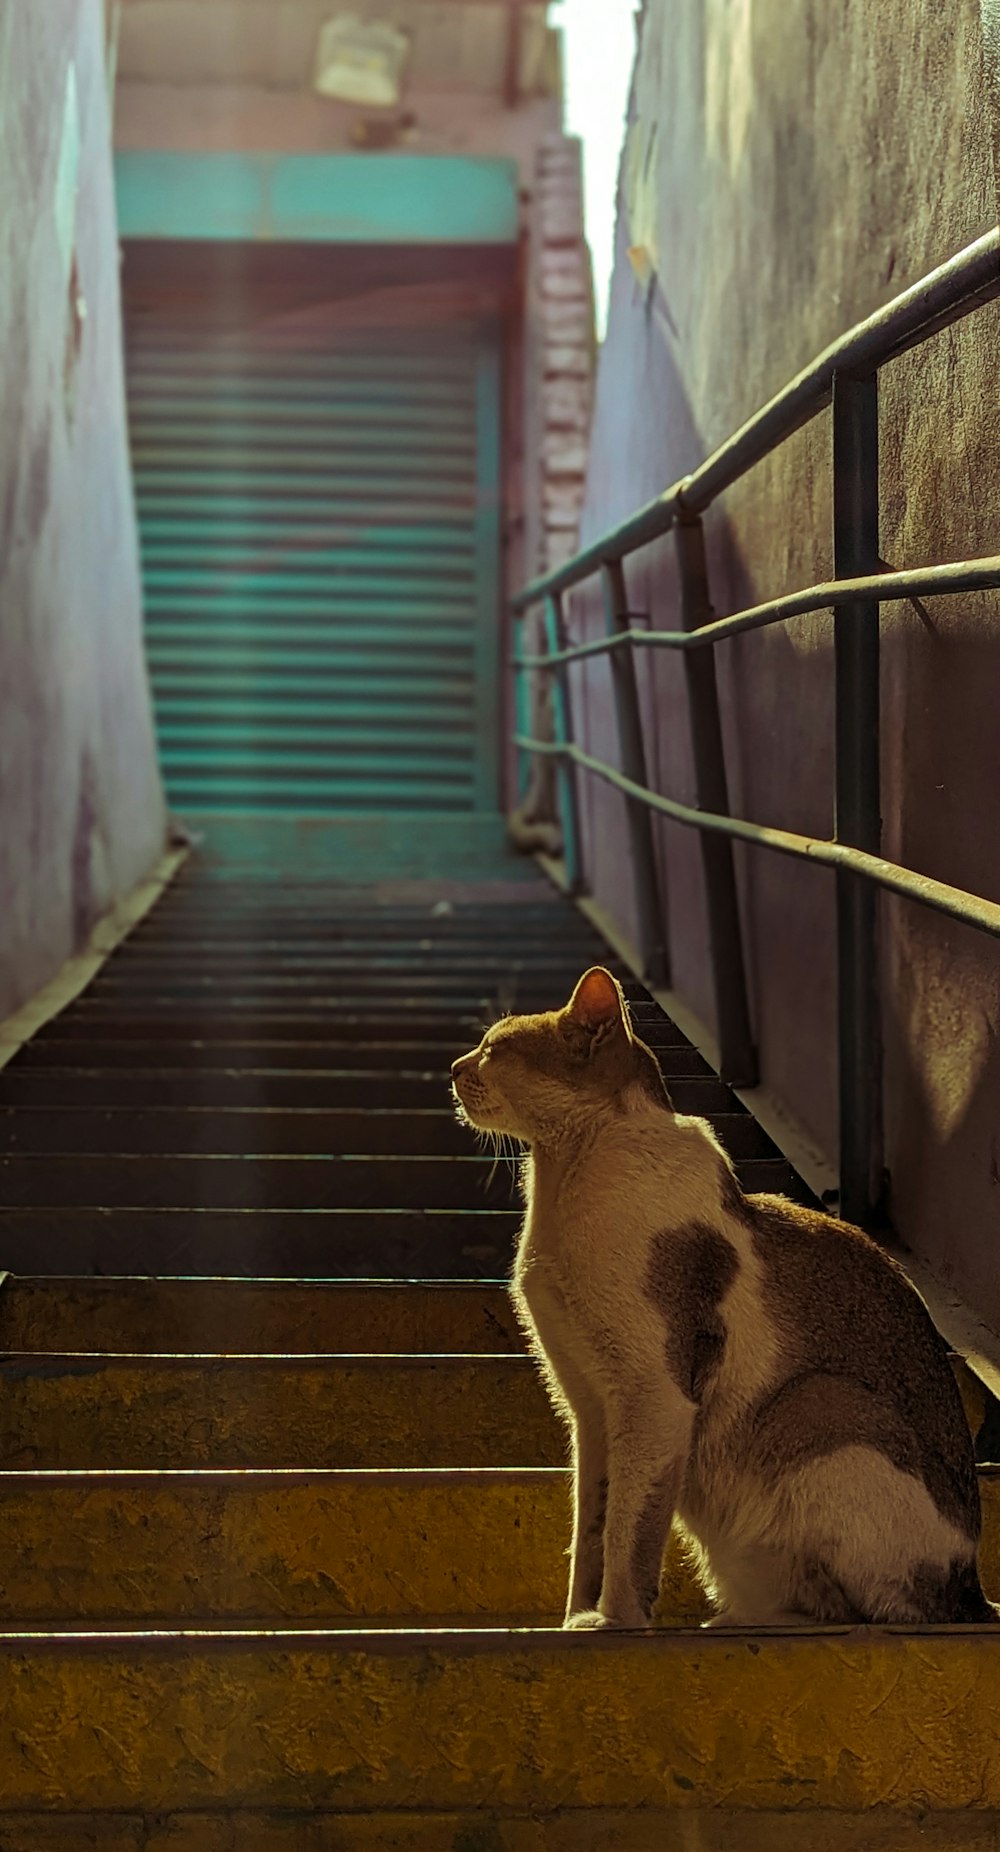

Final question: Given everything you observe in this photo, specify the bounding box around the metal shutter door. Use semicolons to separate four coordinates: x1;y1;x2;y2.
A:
125;315;499;813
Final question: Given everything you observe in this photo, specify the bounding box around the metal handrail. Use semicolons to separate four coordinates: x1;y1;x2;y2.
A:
515;738;1000;943
511;227;1000;1228
513;228;1000;609
514;557;1000;666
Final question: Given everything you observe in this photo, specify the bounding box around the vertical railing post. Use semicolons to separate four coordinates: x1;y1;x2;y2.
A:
512;610;532;804
674;516;758;1087
601;560;669;984
832;370;884;1227
542;593;584;893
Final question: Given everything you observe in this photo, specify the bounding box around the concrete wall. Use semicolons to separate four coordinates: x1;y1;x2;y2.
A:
0;0;166;1018
572;0;1000;1326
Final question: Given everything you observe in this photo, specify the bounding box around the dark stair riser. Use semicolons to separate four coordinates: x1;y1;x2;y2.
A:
108;946;614;971
84;975;628;1002
8;1039;718;1076
0;1071;741;1115
24;1012;701;1047
0;1110;776;1161
0;1154;813;1210
0;1208;522;1278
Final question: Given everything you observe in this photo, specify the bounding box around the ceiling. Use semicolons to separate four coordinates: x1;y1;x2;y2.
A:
117;1;558;97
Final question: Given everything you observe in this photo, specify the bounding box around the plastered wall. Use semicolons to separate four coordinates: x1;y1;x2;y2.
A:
0;0;166;1018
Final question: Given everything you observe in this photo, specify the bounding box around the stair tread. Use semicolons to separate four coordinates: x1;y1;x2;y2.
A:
0;1350;561;1469
0;1628;996;1814
0;1276;522;1352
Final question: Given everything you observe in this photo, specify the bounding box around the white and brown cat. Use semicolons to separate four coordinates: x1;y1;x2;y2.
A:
452;965;995;1629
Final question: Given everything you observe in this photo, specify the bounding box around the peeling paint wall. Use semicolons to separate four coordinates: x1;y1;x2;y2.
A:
572;0;1000;1322
0;0;167;1018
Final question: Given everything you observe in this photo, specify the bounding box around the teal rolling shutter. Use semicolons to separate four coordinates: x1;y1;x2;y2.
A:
125;313;500;812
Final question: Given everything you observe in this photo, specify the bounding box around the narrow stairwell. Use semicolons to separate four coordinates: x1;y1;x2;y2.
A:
0;840;998;1846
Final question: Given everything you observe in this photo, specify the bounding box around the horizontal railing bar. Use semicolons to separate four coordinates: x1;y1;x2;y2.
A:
513;228;1000;610
514;736;1000;942
511;487;682;611
513;555;1000;669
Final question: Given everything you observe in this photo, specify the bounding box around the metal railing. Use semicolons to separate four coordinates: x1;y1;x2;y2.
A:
512;227;1000;1228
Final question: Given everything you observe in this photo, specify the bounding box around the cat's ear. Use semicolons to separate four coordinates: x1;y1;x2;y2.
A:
563;966;629;1046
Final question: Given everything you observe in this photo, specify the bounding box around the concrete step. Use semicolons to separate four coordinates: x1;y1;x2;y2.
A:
84;955;634;984
125;903;602;921
0;1628;996;1815
0;1808;992;1850
14;1010;694;1048
0;1207;523;1277
0;1107;777;1161
0;1068;739;1114
0;1277;522;1354
0;1464;996;1629
0;1467;569;1628
65;998;592;1024
0;1274;987;1419
0;1353;559;1469
7;1036;718;1076
105;947;618;974
29;1008;696;1044
0;1338;983;1470
0;1152;810;1210
140;898;573;922
84;975;617;1008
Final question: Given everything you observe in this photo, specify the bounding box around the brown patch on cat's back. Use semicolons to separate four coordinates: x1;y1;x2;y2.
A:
745;1369;927;1484
646;1225;738;1403
744;1193;981;1539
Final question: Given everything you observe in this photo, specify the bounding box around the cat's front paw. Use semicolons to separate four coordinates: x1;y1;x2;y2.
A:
564;1609;616;1631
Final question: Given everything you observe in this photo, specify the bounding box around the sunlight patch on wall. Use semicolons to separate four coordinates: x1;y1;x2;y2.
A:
704;0;755;178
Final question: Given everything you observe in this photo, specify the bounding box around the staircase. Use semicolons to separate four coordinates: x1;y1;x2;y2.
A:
0;835;998;1847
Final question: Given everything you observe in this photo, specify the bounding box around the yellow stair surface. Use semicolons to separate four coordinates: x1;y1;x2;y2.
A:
0;851;997;1847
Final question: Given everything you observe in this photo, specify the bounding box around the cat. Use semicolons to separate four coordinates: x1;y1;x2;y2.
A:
451;964;996;1629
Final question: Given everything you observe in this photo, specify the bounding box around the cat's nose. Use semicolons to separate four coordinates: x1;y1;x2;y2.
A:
451;1053;473;1079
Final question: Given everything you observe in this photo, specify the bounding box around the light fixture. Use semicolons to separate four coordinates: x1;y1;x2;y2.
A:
313;13;411;109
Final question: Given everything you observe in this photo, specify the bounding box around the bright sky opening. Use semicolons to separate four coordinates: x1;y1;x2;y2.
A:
551;0;638;338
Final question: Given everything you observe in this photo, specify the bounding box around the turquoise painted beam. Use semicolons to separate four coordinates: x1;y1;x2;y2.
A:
115;152;519;245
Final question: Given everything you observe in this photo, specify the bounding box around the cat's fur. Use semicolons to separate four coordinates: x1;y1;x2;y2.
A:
451;965;995;1629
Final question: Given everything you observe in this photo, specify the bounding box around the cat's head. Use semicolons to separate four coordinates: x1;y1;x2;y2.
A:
451;965;671;1144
